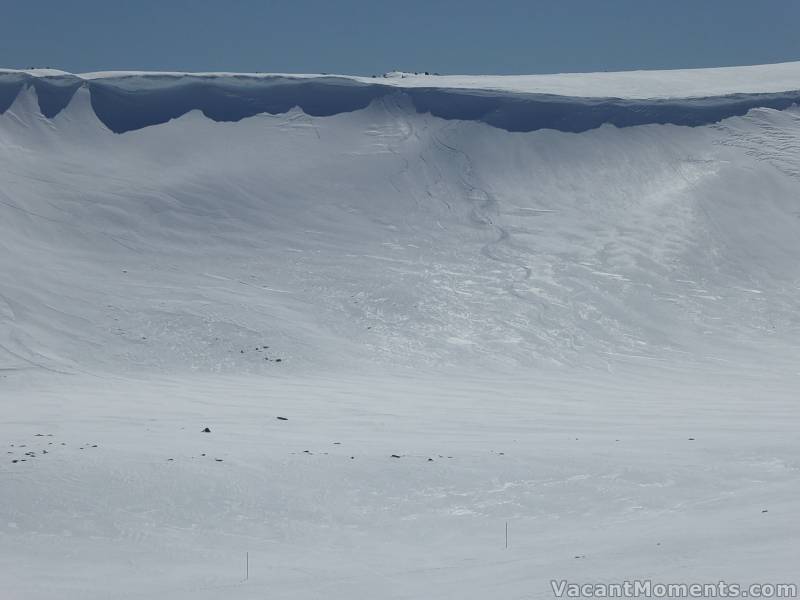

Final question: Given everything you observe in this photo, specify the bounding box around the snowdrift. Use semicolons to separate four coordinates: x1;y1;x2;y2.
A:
1;64;800;376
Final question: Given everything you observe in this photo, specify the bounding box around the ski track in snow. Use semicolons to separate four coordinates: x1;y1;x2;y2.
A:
1;66;800;598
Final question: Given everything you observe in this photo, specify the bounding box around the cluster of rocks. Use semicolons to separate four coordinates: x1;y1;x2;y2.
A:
8;434;98;464
239;345;283;363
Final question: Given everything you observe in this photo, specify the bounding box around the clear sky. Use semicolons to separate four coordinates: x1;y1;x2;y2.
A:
2;0;799;75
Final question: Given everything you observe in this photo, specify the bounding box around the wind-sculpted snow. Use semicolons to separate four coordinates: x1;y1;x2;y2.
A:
408;87;800;132
87;75;388;133
2;71;800;133
0;72;82;117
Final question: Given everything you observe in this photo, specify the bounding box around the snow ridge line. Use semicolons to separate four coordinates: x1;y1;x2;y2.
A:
2;71;800;134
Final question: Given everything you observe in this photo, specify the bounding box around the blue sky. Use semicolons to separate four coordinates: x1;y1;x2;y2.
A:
2;0;799;75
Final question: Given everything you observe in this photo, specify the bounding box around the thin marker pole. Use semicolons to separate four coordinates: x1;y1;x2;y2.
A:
246;551;249;581
505;521;508;549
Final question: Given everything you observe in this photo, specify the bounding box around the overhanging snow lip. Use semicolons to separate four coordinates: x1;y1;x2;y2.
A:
1;70;799;134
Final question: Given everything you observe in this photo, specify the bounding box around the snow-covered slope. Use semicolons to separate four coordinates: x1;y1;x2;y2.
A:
2;63;800;598
2;66;800;374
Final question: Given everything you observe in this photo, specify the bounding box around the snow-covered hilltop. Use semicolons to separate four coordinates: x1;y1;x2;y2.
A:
2;62;800;599
7;59;800;96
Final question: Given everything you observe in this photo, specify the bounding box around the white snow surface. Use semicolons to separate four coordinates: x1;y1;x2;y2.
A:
2;63;800;598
